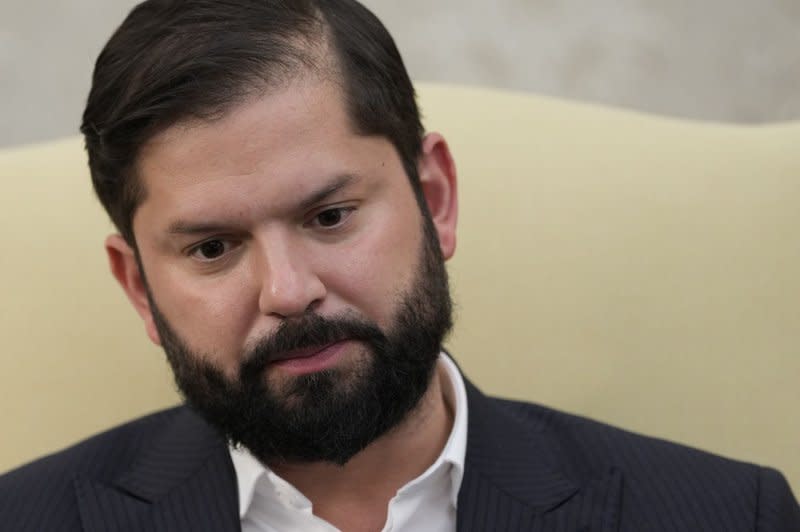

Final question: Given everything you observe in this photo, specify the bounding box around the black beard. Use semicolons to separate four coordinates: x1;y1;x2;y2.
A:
146;214;453;466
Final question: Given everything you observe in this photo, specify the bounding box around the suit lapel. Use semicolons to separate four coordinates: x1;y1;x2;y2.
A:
457;380;623;532
71;375;624;531
74;407;240;532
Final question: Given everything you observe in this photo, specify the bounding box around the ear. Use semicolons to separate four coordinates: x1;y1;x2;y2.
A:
105;234;162;346
417;132;458;260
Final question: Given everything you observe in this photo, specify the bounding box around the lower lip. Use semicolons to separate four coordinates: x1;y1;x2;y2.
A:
270;340;352;375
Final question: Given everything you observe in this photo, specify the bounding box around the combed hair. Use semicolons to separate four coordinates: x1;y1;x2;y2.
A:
81;0;424;245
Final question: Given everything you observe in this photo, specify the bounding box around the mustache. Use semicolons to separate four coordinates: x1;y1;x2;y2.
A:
240;312;387;378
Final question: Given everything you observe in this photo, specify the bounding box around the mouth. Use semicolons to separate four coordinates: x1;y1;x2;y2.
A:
269;342;339;363
268;340;352;375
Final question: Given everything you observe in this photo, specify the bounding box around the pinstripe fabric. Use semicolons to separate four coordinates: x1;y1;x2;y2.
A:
1;379;798;531
0;407;240;532
458;382;799;531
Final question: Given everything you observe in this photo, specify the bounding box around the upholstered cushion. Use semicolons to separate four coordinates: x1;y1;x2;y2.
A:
1;83;797;492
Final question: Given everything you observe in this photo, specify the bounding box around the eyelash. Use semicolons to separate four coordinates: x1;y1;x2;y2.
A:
186;207;357;263
306;206;356;230
188;239;238;263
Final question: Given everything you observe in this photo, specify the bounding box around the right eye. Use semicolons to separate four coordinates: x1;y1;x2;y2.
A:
189;239;232;262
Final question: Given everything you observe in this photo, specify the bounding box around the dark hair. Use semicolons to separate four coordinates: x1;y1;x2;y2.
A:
81;0;424;246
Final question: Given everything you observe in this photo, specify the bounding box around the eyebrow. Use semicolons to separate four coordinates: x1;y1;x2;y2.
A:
165;173;359;236
297;173;358;212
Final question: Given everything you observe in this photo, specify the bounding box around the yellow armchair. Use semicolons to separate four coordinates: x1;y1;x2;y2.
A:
1;84;798;492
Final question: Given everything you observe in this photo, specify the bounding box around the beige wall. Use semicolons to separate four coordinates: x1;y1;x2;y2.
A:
1;0;799;148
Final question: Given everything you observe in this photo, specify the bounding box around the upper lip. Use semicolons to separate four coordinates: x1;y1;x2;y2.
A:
269;341;340;363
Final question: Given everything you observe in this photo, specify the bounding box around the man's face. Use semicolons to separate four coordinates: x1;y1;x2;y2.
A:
114;77;458;464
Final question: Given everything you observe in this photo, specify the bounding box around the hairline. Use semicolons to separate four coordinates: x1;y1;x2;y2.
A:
125;29;352;249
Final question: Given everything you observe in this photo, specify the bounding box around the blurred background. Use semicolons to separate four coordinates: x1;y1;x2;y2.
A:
1;0;799;149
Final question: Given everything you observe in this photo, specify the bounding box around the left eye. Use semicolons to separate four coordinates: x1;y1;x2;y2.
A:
312;207;354;228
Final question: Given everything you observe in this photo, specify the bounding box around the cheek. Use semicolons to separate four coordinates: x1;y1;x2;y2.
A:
147;262;257;363
319;209;422;328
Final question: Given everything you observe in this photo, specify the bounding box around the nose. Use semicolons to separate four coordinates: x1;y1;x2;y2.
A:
256;236;326;319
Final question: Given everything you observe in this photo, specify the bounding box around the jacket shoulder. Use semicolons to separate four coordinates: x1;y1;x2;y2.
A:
0;406;186;530
491;397;799;530
493;396;753;471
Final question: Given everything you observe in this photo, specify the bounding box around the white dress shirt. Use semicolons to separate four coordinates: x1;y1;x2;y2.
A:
230;353;468;532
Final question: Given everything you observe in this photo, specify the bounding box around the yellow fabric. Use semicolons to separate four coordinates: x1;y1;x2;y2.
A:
1;84;797;493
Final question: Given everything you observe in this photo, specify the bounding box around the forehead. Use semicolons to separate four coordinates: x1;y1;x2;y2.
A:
137;77;350;183
131;77;403;231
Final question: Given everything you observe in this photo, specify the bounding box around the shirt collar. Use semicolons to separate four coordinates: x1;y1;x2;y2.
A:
436;351;469;507
229;351;469;517
230;439;265;517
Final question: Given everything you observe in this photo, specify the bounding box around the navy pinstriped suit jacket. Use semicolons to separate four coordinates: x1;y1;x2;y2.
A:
2;379;798;531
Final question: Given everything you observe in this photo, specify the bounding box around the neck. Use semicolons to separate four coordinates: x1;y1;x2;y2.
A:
268;361;455;528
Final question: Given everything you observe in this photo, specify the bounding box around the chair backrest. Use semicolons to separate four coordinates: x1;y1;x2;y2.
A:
1;83;798;492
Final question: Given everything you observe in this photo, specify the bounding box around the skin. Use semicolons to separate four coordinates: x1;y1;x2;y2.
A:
105;76;459;531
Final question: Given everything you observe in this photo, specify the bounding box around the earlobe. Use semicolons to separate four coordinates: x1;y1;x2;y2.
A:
105;234;162;346
418;132;458;260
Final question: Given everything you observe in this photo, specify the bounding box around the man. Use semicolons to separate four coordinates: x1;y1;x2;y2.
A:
0;0;798;530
